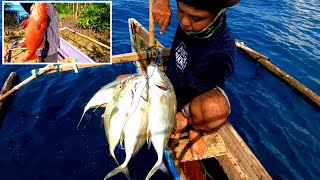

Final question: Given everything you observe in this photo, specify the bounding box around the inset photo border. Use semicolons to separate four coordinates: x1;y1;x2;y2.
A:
2;1;112;64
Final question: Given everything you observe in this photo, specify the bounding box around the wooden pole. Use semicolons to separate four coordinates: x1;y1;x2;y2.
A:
41;48;171;74
112;48;170;63
0;72;17;110
45;64;107;74
0;64;55;102
149;0;155;47
236;40;320;108
66;28;110;49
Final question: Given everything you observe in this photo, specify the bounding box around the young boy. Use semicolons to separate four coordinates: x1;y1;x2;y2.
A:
153;0;240;160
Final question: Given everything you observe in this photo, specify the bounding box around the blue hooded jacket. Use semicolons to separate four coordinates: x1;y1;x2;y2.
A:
166;20;236;108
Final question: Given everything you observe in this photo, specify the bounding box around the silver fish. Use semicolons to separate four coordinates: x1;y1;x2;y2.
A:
145;65;177;180
105;74;149;179
77;75;138;127
104;74;146;166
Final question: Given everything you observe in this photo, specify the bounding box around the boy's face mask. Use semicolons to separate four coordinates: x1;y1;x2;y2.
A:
181;8;226;39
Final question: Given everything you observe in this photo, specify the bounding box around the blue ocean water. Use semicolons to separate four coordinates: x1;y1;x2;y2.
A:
1;0;320;179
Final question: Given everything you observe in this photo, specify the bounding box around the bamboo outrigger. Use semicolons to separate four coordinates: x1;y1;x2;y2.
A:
128;18;271;179
0;72;17;111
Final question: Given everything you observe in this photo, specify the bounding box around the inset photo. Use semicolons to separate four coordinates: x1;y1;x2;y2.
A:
3;1;111;64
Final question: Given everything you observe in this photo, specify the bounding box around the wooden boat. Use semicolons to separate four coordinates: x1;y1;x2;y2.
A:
4;26;110;64
128;18;272;179
4;38;95;63
58;37;95;63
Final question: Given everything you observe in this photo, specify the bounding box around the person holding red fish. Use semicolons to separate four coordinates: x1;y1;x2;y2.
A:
21;3;59;62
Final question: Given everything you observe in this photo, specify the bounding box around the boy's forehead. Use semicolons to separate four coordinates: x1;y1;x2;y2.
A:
177;2;213;17
176;0;240;12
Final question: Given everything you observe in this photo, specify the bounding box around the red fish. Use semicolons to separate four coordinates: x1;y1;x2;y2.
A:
21;3;48;62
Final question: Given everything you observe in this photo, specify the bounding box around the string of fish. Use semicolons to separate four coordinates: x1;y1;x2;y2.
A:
117;47;163;149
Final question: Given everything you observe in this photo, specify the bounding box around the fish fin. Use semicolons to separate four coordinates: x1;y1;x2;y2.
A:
119;133;125;149
30;5;34;13
21;43;27;48
36;22;42;31
159;162;169;176
141;87;148;102
103;101;117;126
147;139;152;149
93;105;101;112
145;161;162;180
147;130;152;149
101;118;104;126
21;19;30;28
104;166;130;180
93;103;108;112
23;53;39;62
37;38;45;49
110;152;119;165
77;110;87;127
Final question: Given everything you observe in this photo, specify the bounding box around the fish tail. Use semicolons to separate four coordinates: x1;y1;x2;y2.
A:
147;129;152;149
77;111;87;127
110;151;119;165
159;162;169;176
145;160;163;180
104;166;130;180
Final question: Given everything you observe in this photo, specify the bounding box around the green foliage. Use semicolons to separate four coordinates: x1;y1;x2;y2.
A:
55;3;73;16
76;3;110;32
4;3;20;26
59;13;70;19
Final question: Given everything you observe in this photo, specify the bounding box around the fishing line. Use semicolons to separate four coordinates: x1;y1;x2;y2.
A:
108;47;163;143
121;64;157;123
120;75;149;133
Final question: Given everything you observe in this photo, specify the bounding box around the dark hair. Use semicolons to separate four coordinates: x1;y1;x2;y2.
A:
177;0;240;13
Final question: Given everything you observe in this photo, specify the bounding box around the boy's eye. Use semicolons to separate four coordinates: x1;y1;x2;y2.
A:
191;16;202;22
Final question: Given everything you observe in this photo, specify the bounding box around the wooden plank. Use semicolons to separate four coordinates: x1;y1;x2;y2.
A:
169;131;227;162
112;48;170;63
216;151;249;180
65;28;110;49
217;122;272;179
45;64;106;74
